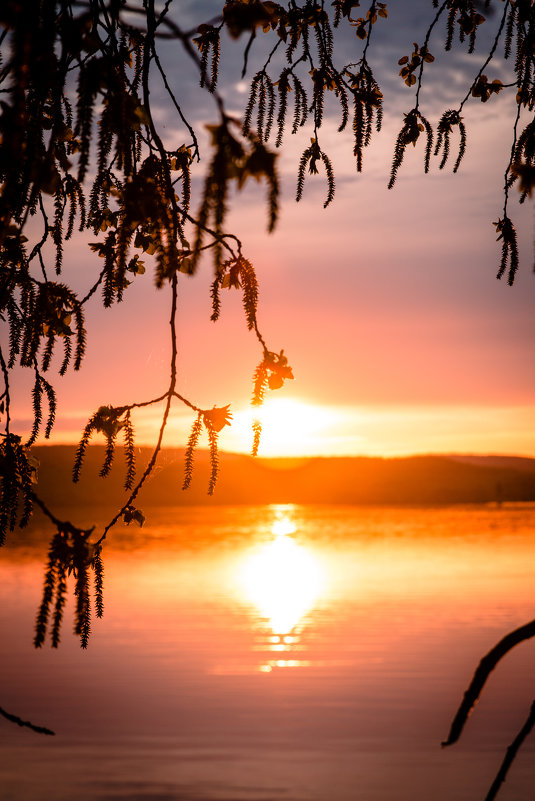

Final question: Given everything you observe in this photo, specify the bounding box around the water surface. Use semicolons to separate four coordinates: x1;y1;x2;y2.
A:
1;504;535;800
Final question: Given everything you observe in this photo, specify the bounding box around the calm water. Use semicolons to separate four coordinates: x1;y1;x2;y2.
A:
1;503;535;801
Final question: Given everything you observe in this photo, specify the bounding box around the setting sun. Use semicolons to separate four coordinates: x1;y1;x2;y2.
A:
229;398;342;457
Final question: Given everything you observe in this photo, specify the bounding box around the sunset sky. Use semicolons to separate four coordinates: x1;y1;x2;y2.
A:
9;1;535;457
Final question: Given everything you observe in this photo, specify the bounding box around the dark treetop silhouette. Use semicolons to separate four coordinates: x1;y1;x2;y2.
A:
1;1;535;796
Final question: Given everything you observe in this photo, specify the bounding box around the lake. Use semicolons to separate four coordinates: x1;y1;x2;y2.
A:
1;503;535;801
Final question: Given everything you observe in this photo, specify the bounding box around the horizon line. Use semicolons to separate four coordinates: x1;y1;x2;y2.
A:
29;443;535;462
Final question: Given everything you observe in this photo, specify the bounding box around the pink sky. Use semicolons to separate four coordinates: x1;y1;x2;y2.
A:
7;3;535;457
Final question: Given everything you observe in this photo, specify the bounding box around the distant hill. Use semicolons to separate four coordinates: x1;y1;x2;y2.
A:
448;454;535;473
28;445;535;510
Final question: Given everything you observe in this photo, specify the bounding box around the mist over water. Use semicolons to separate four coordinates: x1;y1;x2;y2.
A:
2;503;535;801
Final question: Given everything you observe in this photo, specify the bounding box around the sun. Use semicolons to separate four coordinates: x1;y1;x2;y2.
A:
228;398;341;457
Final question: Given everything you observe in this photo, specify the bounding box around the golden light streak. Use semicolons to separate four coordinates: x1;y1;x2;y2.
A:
237;511;325;671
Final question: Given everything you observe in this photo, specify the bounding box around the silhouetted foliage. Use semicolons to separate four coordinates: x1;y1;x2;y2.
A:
0;3;534;777
32;514;99;649
434;109;466;172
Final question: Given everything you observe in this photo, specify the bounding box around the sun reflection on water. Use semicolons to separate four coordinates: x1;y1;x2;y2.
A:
237;508;325;671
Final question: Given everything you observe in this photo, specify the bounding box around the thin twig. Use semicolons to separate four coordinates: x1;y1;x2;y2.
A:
95;271;179;546
458;3;509;112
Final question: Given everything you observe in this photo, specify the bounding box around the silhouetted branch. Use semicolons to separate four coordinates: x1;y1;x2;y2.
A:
484;700;535;801
0;705;55;736
442;619;535;747
94;271;179;547
457;2;509;111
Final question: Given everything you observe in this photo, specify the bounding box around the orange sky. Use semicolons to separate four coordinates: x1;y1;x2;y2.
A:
7;3;535;458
